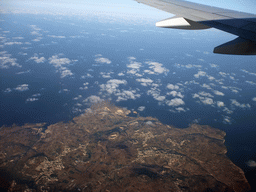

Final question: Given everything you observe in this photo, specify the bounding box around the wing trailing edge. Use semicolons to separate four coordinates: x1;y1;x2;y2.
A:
156;16;211;30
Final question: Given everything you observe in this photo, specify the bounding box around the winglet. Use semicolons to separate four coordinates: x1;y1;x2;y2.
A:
214;37;256;55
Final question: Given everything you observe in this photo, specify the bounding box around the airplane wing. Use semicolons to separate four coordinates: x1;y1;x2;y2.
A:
135;0;256;55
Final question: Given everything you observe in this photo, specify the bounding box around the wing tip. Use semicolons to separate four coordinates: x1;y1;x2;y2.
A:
214;37;256;55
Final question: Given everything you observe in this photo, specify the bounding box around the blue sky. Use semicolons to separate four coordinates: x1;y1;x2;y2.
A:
2;0;256;15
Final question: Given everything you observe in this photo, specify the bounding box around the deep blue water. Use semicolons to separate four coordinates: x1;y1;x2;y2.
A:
0;14;255;183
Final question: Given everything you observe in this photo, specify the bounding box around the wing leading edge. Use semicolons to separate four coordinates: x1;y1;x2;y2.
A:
135;0;256;55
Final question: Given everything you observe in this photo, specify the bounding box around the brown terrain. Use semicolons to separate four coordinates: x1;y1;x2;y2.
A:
0;102;251;191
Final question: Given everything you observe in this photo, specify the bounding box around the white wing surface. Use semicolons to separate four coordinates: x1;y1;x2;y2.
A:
135;0;256;55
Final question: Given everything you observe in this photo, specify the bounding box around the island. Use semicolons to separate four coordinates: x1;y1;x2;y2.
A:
0;102;251;191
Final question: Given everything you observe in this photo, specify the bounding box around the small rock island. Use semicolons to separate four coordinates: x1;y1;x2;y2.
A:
0;102;251;191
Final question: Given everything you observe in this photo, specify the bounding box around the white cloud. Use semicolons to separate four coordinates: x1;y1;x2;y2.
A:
201;83;212;89
167;91;184;98
127;69;137;74
241;69;256;76
145;61;169;75
32;93;41;97
100;72;113;78
4;88;12;93
48;35;66;38
193;92;214;106
16;70;31;75
26;98;38;102
217;101;225;107
192;93;200;99
138;106;145;112
30;25;42;32
59;89;70;92
18;52;28;56
247;160;256;167
14;84;29;92
31;31;40;35
99;78;140;102
128;56;136;60
49;55;71;66
184;80;199;85
176;107;186;112
208;76;215;81
201;98;214;105
246;81;256;86
230;99;251;109
223;107;233;115
223;116;231;124
48;54;76;78
108;79;127;85
194;71;207;78
154;95;166;101
219;72;227;78
29;54;46;63
185;64;193;68
125;57;143;77
4;42;23;46
79;82;89;90
127;69;142;77
213;90;225;96
70;35;84;39
127;61;141;69
60;69;73;78
0;51;21;69
136;78;153;86
198;91;214;97
12;37;24;40
81;73;93;78
166;98;185;107
73;95;82;100
166;84;179;90
100;79;127;94
175;63;202;69
221;86;241;94
210;64;218;68
21;46;31;50
231;89;239;93
95;56;111;64
147;87;164;104
32;36;43;42
144;70;155;75
83;95;103;104
253;97;256;102
116;90;141;102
